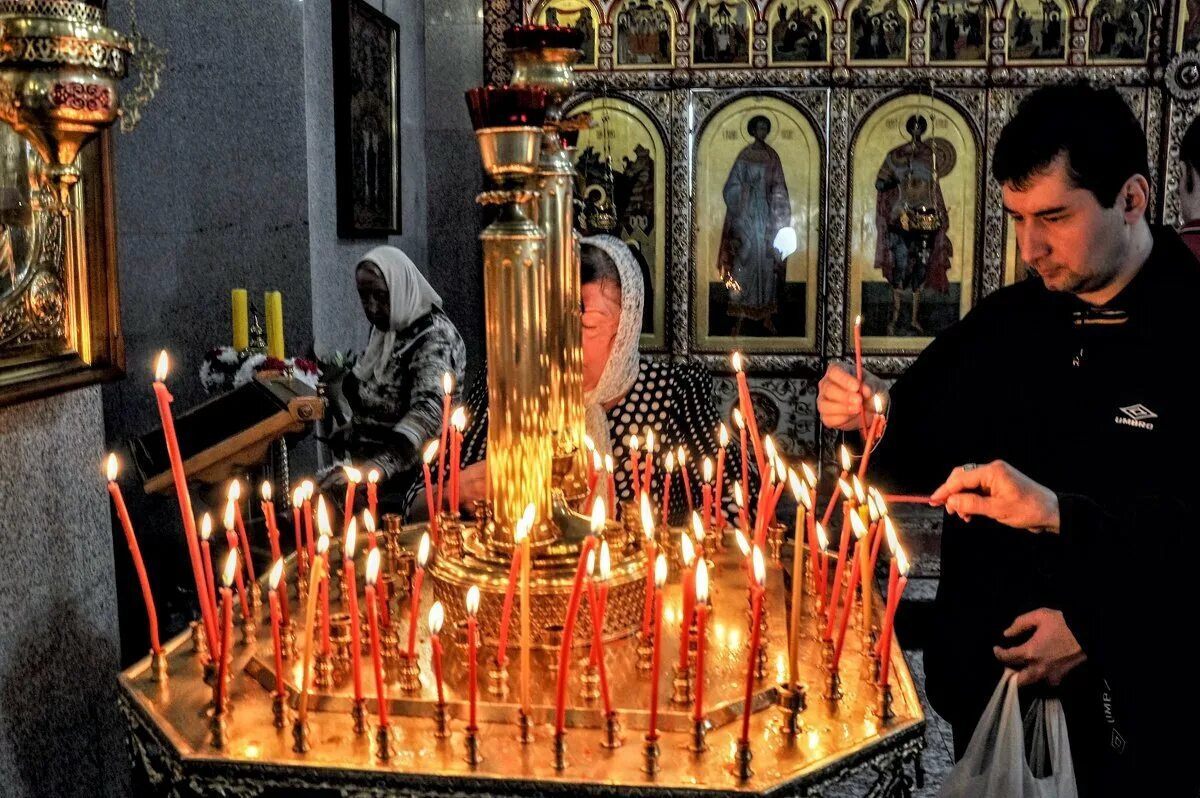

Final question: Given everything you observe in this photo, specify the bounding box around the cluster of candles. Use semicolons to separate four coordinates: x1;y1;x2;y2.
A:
109;347;915;772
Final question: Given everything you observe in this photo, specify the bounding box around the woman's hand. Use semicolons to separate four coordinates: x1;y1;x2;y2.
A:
457;461;488;512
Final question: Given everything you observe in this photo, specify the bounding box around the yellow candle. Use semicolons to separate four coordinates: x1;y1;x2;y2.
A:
266;291;285;358
232;288;249;350
264;291;278;357
297;534;329;726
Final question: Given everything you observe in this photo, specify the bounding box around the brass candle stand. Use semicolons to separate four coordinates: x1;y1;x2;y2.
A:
464;725;483;766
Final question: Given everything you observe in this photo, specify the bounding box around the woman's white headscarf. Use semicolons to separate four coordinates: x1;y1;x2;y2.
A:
353;246;443;383
581;234;643;457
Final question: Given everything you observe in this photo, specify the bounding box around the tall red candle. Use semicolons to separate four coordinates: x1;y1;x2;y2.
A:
429;602;446;704
661;451;674;528
366;468;380;521
739;548;767;745
642;430;655;498
692;560;710;722
199;515;218;628
422;441;440;541
733;409;749;518
877;532;908;655
261;481;281;562
228;480;257;587
858;395;886;479
449;407;466;515
640;493;657;639
824;503;853;640
591;542;614;715
106;455;161;655
587;449;601;499
364;549;388;727
879;546;910;687
553;500;603;734
466;585;481;729
151;352;217;654
854;314;868;432
677;533;696;671
407;533;432;659
222;500;251;623
291;487;307;581
646;555;667;740
302;480;315;572
215;551;238;710
268;560;286;698
677;446;695;514
437;373;453;513
344;521;364;703
732;352;764;474
831;513;869;671
714;424;728;531
628;434;641;499
496;513;530;668
315;498;333;654
342;465;361;535
604;455;616;515
701;457;714;537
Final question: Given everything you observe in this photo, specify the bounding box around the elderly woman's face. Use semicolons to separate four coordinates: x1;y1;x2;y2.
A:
581;279;621;394
356;263;390;331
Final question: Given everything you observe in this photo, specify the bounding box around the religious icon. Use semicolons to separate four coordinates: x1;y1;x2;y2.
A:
848;0;910;63
1006;0;1067;62
1087;0;1152;61
614;0;676;67
768;0;831;64
1179;0;1200;51
694;96;822;353
691;0;753;66
567;98;668;349
849;94;979;353
534;0;599;68
926;0;987;62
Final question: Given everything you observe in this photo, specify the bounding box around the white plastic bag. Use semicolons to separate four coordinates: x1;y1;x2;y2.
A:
938;669;1078;798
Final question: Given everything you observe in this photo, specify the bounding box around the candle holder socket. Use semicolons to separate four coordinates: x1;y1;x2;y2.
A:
239;615;257;645
313;651;334;689
209;712;228;749
434;701;451;738
776;684;806;736
579;662;600;702
191;621;210;658
553;729;568;771
376;723;394;761
464;725;484;766
487;660;510;698
768;523;786;563
636;634;653;670
292;718;310;753
399;655;422;693
671;664;693;706
272;693;288;729
391;552;414;601
149;650;168;683
880;684;896;724
381;626;403;672
250;582;263;612
827;669;843;702
733;738;754;780
642;735;661;775
517;708;534;744
351;698;368;735
601;711;623;749
202;658;217;687
689;717;709;753
329;612;353;682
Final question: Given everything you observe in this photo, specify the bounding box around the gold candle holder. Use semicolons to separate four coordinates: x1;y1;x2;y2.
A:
251;582;263;612
579;662;600;702
291;718;310;753
329;612;352;684
190;620;209;658
351;698;368;735
381;625;403;673
689;718;709;753
487;660;509;698
636;633;653;671
553;729;568;771
776;684;805;737
202;658;217;687
399;655;421;693
671;663;692;706
880;684;896;724
768;523;785;563
272;693;288;730
642;735;661;775
828;669;843;702
601;711;623;749
313;651;334;689
209;712;228;749
282;620;298;661
149;650;168;683
464;725;483;766
376;724;393;761
734;738;754;780
518;708;534;744
434;701;451;739
240;614;257;644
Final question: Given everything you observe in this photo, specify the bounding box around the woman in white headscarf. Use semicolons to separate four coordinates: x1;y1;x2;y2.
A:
321;246;466;503
428;234;756;525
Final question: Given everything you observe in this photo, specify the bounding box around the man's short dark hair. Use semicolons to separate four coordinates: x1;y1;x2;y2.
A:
992;85;1149;209
1180;115;1200;193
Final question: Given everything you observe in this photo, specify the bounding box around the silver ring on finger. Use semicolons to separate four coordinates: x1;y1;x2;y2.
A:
962;462;978;472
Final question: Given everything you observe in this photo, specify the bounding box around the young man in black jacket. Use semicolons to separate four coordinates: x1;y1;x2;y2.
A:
819;85;1200;796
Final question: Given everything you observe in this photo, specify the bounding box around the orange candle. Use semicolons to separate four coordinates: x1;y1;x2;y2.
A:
640;494;657;639
646;555;667;740
858;395;886;479
422;441;440;541
429;602;446;704
215;551;238;710
642;430;655;498
106;454;161;655
228;480;257;587
344;520;364;704
302;480;315;572
701;457;714;537
367;468;380;521
591;541;614;716
677;532;696;671
364;548;388;728
406;533;432;659
824;501;853;640
820;447;854;529
261;482;282;563
714;424;728;531
199;514;218;627
342;465;362;535
677;446;695;514
738;548;766;745
151;351;217;654
315;498;333;654
628;434;641;500
879;547;910;687
604;454;616;515
733;409;749;518
554;499;603;734
466;585;481;729
268;560;286;698
437;373;453;513
732;352;764;474
291;487;307;581
854;314;868;432
831;512;869;671
496;510;532;668
297;534;328;727
692;560;710;722
661;451;674;528
449;407;466;515
222;500;252;623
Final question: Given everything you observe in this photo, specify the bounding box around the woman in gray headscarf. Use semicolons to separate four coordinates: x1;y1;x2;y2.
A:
322;246;466;505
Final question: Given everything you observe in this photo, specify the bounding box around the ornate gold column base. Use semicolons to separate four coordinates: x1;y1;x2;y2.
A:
240;617;258;645
313;652;334;689
642;735;661;775
351;699;368;735
434;701;451;739
487;661;509;698
636;632;653;670
191;621;209;658
399;657;421;693
579;663;600;702
272;694;288;730
375;724;394;761
671;664;692;706
553;729;568;770
880;684;896;724
464;725;484;766
688;718;709;753
827;670;843;702
600;712;623;749
776;684;805;736
282;621;297;661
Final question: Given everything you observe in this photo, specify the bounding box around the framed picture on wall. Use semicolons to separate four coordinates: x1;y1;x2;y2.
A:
332;0;402;238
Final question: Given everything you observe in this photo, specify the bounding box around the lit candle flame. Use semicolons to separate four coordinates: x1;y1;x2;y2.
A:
665;450;675;472
838;476;854;500
897;545;910;577
292;486;304;508
522;502;536;532
732;407;744;430
732;351;744;372
442;372;453;395
154;350;169;382
816;522;829;552
840;444;851;472
885;517;899;554
428;601;444;634
691;511;706;543
591;496;606;532
850;509;869;540
681;533;696;567
788;469;804;501
417;532;431;567
855;313;862;329
718;423;729;448
345;519;357;559
604;453;614;474
867;494;880;522
344;465;362;484
592;449;602;472
466;585;480;616
222;550;239;587
703;457;714;483
764;435;777;466
774;455;787;482
260;481;272;502
269;558;283;591
801;461;817;488
368;468;380;485
366;547;380;584
105;453;118;482
630;433;640;451
200;512;213;541
599;541;611;581
852;475;866;505
423;439;439;463
873;393;884;415
676;446;688;465
302;479;314;500
316;496;331;537
752;545;766;587
514;516;530;545
583;434;595;453
695;559;709;604
587;549;596;577
363;509;375;533
654;554;668;588
317;533;329;557
734;527;751;557
874;490;890;518
733;481;744;508
641;493;655;539
645;429;655;453
223;498;236;531
450;406;467;432
228;479;241;502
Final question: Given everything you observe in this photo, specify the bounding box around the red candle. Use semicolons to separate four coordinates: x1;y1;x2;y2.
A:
449;407;466;515
733;409;749;517
628;434;641;500
344;521;364;703
152;352;217;654
466;585;481;729
315;498;333;654
677;447;695;514
883;494;934;504
732;352;764;474
199;515;218;627
587;449;601;500
422;441;440;542
367;468;380;521
292;487;307;581
302;480;315;572
854;314;868;433
215;551;238;710
824;502;853;640
714;424;728;531
261;481;281;562
106;454;162;655
553;500;603;734
585;434;597;485
268;560;286;698
342;465;362;535
591;541;614;716
866;502;888;579
437;372;453;513
496;513;530;669
879;547;910;687
701;457;714;538
222;500;252;623
640;494;657;639
429;602;446;704
604;455;616;515
734;482;749;538
677;533;696;672
739;548;767;745
692;560;709;722
661;451;674;528
858;395;886;479
831;513;869;671
407;533;432;660
877;528;907;654
646;555;667;740
228;480;257;587
820;447;854;529
364;548;388;727
642;430;655;498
